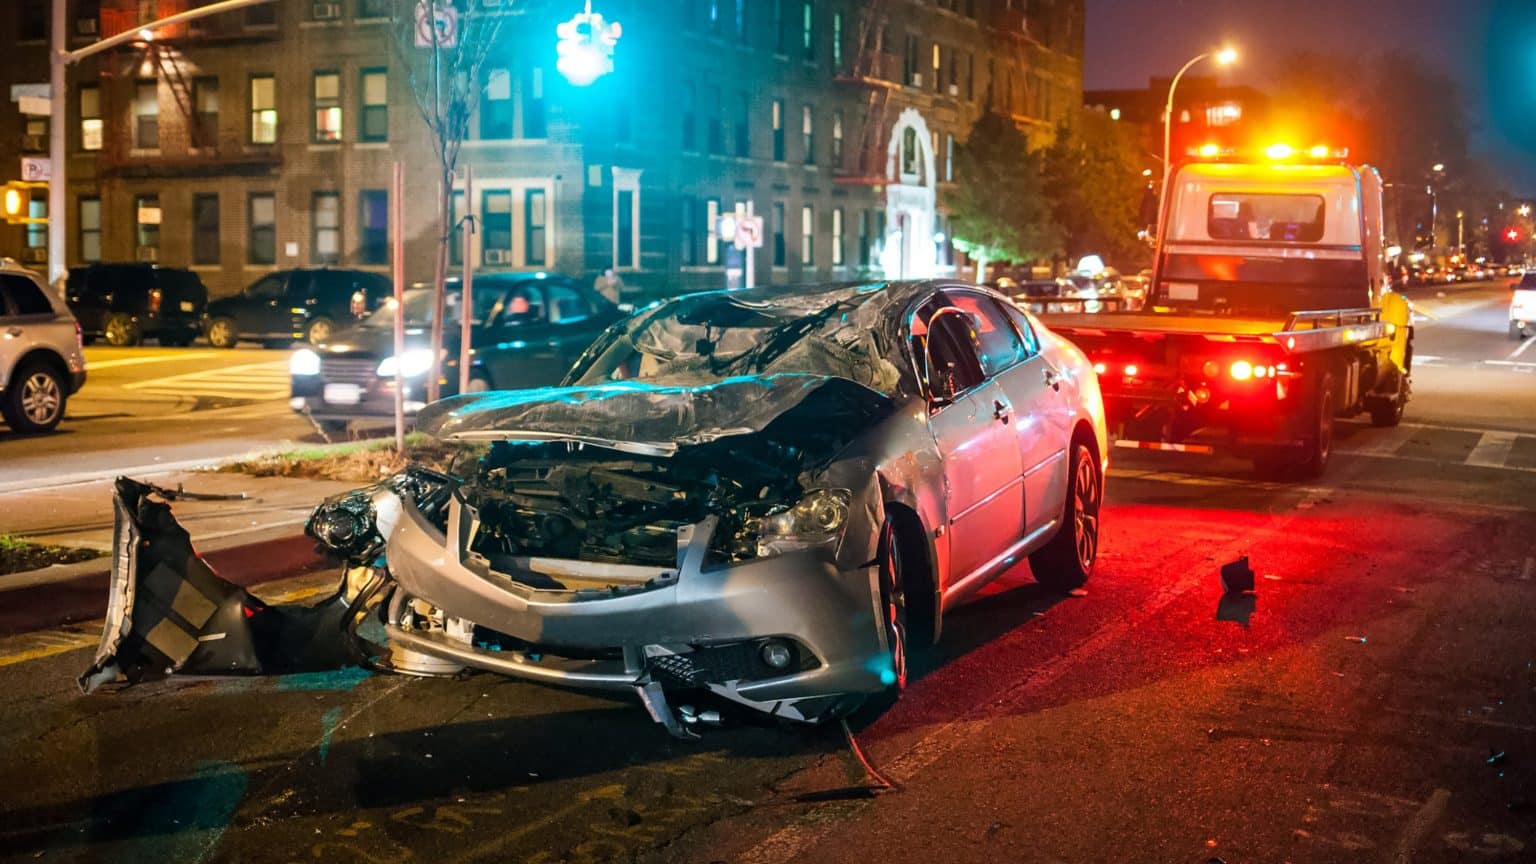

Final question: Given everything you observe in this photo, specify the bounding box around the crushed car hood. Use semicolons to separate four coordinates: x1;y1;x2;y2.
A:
415;373;892;455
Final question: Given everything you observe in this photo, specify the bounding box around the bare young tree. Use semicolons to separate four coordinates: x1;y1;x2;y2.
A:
390;0;506;402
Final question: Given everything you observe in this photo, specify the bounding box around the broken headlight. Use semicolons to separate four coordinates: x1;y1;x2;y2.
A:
752;488;851;557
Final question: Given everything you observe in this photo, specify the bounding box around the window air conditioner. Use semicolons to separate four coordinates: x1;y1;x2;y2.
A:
483;249;512;265
23;248;47;263
312;2;341;20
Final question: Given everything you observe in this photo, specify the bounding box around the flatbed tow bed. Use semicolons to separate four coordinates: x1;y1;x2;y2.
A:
1037;156;1414;478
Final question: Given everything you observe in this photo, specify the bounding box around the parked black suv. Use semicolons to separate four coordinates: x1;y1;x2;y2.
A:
206;268;391;348
64;264;209;346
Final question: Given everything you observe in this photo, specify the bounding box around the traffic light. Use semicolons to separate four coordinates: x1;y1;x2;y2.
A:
1;181;45;225
1506;227;1522;243
556;6;621;87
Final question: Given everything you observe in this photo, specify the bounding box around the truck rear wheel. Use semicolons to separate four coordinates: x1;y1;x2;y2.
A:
1296;373;1335;479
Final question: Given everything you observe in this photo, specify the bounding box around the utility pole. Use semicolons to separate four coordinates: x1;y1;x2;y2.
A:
45;0;276;286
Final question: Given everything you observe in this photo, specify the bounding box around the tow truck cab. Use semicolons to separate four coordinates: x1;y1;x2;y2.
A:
1038;156;1414;478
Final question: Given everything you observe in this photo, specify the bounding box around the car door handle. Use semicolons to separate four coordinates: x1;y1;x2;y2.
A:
992;399;1011;424
1043;368;1063;391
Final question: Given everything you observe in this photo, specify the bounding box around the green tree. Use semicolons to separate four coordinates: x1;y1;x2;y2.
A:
949;112;1059;282
1042;108;1149;270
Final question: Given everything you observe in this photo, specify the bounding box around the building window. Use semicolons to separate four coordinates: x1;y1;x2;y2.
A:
613;188;634;268
707;85;724;154
357;0;390;18
966;52;975;99
772;0;786;53
831;110;843;168
250;75;277;143
193;193;219;265
360;68;388;141
1206;102;1242;127
932;43;942;91
248;193;276;264
771;99;784;161
482;190;511;265
705;198;721;265
313;71;342;143
481;68;512;138
79;85;102;151
26;193;46;253
193;77;218;146
449;190;465;267
707;0;721;33
735;92;750;157
772;202;786;266
801;205;814;266
802;105;814;164
134;80;159;149
76;0;100;37
522;67;546;138
681;82;696;150
831;207;844;266
858;209;870;267
359;190;388;265
19;0;46;41
527;188;549;266
734;0;746;41
681;197;697;266
22;118;46;154
313;192;340;264
134;194;160;251
945;133;954;181
801;1;814;61
904;34;920;86
79;197;101;263
902;126;918;176
831;10;842;70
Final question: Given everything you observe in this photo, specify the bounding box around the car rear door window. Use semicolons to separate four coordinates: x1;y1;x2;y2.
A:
546;282;591;324
996;299;1041;358
496;283;546;327
910;296;985;398
0;274;54;316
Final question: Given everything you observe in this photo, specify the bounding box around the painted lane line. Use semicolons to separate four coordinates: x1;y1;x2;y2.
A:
122;361;288;389
1391;788;1450;864
84;351;222;370
1464;431;1519;468
1510;336;1536;360
1483;359;1536;368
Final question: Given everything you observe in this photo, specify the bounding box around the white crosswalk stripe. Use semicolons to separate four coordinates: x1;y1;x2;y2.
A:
123;360;290;400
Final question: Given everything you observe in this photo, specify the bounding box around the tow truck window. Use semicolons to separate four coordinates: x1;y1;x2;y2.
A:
1207;193;1325;243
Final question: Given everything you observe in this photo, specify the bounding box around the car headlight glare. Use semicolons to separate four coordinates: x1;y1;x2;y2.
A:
377;349;436;378
289;348;321;376
758;489;852;542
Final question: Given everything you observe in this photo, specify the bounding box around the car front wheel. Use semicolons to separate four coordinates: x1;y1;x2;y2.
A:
2;361;67;433
103;314;140;347
1029;439;1101;591
206;317;238;349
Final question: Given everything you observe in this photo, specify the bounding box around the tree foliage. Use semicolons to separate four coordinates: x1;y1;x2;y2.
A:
1042;108;1149;269
949;111;1059;277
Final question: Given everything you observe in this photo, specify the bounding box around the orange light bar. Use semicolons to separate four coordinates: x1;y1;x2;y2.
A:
1265;143;1295;160
1197;143;1221;158
1308;144;1330;159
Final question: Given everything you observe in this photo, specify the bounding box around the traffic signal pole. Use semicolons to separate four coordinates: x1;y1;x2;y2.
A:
45;0;277;285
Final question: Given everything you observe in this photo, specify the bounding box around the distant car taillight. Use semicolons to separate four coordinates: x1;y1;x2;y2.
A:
350;290;366;317
147;288;162;314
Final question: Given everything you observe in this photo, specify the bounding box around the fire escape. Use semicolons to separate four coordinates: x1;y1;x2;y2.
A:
96;0;282;179
833;0;898;185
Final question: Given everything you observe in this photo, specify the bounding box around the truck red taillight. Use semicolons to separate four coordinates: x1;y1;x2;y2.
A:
147;288;162;314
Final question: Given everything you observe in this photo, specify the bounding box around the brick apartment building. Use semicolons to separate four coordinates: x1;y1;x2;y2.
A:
1085;75;1269;175
0;0;1083;299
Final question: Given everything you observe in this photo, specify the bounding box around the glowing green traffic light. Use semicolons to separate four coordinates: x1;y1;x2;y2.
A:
557;3;621;87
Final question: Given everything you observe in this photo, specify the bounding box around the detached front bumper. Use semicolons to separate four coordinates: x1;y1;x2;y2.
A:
382;493;887;723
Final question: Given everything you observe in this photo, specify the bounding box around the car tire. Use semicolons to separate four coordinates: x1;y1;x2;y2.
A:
305;317;334;346
317;419;350;437
1369;374;1407;428
1296;373;1335;479
103;314;140;347
875;519;910;694
1029;438;1101;592
466;374;492;393
206;317;238;349
1512;322;1527;340
1;360;67;434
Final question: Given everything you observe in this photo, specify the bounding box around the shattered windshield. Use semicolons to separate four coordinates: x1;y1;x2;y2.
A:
567;284;905;395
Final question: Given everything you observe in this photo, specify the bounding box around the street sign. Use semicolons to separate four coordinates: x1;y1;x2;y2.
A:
734;215;765;249
17;96;50;116
20;157;50;183
9;83;49;102
414;1;458;48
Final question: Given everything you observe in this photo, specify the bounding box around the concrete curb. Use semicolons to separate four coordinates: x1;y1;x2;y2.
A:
0;532;332;639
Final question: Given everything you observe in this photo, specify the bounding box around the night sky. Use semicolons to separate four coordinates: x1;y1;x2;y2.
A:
1086;0;1536;194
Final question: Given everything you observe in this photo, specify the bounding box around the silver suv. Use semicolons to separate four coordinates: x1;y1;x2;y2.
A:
0;262;86;433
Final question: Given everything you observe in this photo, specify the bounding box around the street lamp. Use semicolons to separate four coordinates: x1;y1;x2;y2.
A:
1162;46;1237;208
1520;204;1531;218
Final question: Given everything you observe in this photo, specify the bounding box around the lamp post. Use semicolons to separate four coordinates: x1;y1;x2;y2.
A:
1425;163;1445;252
1161;46;1236;209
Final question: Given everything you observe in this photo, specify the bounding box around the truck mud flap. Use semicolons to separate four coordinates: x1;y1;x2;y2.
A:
78;478;361;693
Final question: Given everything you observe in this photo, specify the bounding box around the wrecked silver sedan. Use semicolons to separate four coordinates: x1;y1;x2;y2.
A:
84;280;1107;735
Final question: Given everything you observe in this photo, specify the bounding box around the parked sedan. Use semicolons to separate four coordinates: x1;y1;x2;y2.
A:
289;273;622;430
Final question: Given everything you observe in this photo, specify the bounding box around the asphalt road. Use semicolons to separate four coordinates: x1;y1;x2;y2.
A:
0;344;315;488
0;283;1532;863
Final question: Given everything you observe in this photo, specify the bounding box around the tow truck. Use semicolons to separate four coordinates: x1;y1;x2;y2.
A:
1037;146;1414;478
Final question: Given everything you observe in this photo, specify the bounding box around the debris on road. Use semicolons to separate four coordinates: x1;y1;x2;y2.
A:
1219;556;1255;594
1345;635;1368;643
